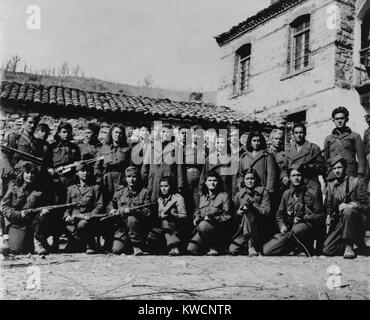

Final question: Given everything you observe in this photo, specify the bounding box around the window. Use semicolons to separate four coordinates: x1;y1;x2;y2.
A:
360;10;370;70
289;15;311;72
234;44;251;95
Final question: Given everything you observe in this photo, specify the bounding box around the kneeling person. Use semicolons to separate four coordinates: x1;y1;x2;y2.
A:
187;171;233;255
0;163;52;255
263;165;325;256
229;169;271;256
148;177;187;255
107;166;152;255
323;156;368;259
63;162;104;254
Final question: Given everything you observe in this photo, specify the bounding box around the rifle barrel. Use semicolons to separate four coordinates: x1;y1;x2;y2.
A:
0;144;43;163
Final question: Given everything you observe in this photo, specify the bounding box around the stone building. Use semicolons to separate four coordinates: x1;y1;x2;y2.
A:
215;0;369;145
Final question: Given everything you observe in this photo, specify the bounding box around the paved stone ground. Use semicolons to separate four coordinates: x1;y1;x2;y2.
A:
1;253;369;300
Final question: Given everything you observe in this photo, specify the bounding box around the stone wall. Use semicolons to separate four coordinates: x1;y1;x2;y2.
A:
217;0;368;147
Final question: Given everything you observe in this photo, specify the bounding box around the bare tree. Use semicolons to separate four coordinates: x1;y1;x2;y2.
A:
72;64;80;77
10;55;21;72
59;62;69;77
2;55;21;72
143;74;154;87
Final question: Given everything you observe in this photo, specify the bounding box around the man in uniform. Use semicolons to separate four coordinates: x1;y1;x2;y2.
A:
323;156;368;259
34;123;51;158
286;123;326;191
268;129;289;219
0;162;52;255
263;164;325;256
2;113;43;174
78;122;102;183
63;162;104;254
106;166;152;255
324;107;366;180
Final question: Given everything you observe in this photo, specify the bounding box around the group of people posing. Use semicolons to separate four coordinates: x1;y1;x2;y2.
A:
0;106;368;259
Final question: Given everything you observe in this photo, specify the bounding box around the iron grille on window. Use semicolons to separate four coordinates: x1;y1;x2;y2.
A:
235;44;251;95
291;16;310;72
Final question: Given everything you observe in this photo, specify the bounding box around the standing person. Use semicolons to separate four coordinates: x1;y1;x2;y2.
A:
43;121;81;251
0;163;52;255
34;123;51;158
44;121;81;198
183;125;205;213
78;122;102;182
131;124;152;186
106;166;152;255
363;114;370;191
323;156;368;259
229;169;271;256
240;132;248;154
63;162;104;254
324;107;366;180
146;124;184;203
187;171;233;256
263;165;325;256
268;129;289;220
286;123;326;191
97;124;131;204
229;126;241;197
238;131;277;195
2;113;43;174
78;122;102;159
199;135;234;197
147;176;188;255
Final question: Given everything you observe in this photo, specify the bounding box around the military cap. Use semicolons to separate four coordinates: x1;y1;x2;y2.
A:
329;155;347;168
21;161;39;174
125;166;139;176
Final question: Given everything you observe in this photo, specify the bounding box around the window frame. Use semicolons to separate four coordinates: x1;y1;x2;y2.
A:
234;44;251;96
291;15;311;72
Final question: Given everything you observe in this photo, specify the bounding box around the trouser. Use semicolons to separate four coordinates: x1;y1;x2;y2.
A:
323;208;365;256
187;220;231;255
103;171;124;205
263;222;315;256
186;168;201;212
111;215;149;254
7;214;53;254
65;218;101;248
147;219;182;253
229;211;264;254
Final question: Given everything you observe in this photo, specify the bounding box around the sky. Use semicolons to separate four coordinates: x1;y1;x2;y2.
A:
0;0;269;91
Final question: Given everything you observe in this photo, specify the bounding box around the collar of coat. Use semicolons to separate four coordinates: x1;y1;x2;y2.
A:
332;126;352;135
289;141;313;154
241;149;269;159
239;187;263;198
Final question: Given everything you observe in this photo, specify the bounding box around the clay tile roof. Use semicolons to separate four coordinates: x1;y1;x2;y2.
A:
215;0;306;46
0;80;282;128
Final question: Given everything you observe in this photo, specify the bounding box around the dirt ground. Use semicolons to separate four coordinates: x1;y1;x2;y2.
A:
1;252;369;300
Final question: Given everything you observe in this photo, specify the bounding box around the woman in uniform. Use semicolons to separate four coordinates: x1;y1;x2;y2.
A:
187;171;233;255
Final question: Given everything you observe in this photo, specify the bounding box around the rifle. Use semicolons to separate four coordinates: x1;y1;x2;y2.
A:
22;202;80;216
54;156;104;175
0;144;43;165
100;202;156;222
296;135;347;171
326;181;356;235
239;193;256;213
158;200;178;220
